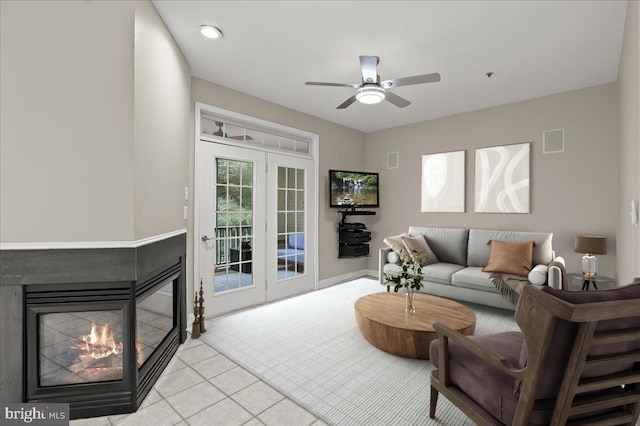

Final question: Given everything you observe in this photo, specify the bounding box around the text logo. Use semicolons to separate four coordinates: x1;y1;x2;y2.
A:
1;404;69;426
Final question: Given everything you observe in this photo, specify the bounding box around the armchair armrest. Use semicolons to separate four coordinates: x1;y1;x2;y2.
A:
379;247;391;286
433;322;524;387
547;256;567;290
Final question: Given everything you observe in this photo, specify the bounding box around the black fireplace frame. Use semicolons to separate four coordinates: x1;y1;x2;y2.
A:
0;232;187;419
24;263;183;419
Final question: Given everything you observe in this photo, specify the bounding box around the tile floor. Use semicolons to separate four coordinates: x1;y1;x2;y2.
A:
70;336;327;426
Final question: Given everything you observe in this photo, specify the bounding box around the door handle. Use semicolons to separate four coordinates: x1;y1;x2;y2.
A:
201;235;213;242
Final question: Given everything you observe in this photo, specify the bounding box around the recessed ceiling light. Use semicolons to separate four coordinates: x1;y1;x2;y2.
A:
200;25;222;39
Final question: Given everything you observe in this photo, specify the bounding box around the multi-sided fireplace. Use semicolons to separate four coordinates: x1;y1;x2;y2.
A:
18;242;186;420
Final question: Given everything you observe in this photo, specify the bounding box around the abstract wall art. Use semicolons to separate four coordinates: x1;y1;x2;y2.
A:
474;142;530;213
421;150;465;212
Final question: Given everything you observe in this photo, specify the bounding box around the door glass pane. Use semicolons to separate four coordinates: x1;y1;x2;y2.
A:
214;158;254;293
276;166;305;280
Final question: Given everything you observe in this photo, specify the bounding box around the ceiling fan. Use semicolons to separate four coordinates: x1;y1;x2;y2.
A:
305;55;441;109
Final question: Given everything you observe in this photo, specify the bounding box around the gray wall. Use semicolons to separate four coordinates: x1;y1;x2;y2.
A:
365;83;620;279
617;0;640;285
0;1;191;243
1;1;136;242
134;2;191;240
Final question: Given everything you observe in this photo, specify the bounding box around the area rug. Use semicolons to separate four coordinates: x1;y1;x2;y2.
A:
201;278;519;426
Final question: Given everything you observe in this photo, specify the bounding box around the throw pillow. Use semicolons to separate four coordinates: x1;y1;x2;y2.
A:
401;234;439;266
383;233;411;262
482;240;534;277
527;264;548;285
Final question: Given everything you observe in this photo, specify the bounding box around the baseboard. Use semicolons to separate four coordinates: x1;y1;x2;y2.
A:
318;269;377;289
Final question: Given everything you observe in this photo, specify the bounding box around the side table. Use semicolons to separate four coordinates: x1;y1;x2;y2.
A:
567;273;615;291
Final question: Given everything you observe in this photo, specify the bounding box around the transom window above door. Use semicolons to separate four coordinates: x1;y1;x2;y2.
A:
201;114;311;156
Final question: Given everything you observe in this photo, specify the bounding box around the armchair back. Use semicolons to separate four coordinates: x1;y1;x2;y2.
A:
430;283;640;425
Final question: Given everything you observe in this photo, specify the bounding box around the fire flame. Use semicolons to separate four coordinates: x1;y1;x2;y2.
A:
74;323;123;361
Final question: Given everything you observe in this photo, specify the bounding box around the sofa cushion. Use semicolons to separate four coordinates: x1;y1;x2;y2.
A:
467;229;553;267
421;263;465;285
288;232;304;249
383;233;411;262
382;262;463;286
451;267;498;292
482;240;534;276
408;227;469;265
401;234;438;266
277;248;304;264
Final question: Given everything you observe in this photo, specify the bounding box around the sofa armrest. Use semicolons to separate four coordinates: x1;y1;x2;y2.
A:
547;256;567;290
379;247;391;286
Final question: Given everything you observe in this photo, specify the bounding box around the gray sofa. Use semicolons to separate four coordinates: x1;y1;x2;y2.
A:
379;227;565;310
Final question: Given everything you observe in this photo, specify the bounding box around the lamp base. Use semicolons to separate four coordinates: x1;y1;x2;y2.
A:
582;254;598;281
582;279;598;291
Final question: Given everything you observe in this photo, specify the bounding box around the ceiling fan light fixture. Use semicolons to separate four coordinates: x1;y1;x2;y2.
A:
356;86;385;104
200;25;222;39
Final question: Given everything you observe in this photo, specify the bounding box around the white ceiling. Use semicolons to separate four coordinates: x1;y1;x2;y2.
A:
152;1;628;133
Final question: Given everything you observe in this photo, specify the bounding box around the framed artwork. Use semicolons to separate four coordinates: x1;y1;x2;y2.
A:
474;142;530;213
421;150;465;212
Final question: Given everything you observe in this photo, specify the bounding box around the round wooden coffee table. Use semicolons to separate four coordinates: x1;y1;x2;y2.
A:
354;292;476;359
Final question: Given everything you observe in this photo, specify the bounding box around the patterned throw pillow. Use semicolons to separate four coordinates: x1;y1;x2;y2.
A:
401;234;439;266
383;233;411;262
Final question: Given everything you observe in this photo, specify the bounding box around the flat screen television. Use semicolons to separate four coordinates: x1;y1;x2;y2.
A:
329;169;379;208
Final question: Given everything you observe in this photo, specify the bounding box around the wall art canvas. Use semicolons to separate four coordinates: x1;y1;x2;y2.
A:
474;142;530;213
421;150;465;212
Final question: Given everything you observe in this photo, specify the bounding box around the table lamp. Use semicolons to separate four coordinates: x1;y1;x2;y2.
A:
574;236;607;279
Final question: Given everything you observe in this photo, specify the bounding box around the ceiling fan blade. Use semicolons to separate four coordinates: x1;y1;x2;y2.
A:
382;72;441;88
359;56;379;83
384;90;411;108
305;81;359;88
337;95;358;109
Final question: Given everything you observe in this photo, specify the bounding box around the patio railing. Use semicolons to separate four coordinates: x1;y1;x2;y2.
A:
214;225;252;265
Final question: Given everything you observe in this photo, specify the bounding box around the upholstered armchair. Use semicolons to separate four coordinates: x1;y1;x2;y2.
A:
430;283;640;425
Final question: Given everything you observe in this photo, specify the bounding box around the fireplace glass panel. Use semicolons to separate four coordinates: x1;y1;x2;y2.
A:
39;310;124;387
136;280;174;368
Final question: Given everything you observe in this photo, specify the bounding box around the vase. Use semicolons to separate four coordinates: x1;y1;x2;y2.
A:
406;288;416;314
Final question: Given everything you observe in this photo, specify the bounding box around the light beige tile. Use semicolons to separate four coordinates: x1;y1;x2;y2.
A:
180;337;204;350
166;380;225;418
162;356;188;376
154;366;204;398
192;354;237;379
232;381;285;415
108;413;131;424
186;398;253;426
258;399;317;426
117;400;182;426
177;342;219;365
70;416;111;425
243;419;266;426
209;366;259;395
139;389;163;409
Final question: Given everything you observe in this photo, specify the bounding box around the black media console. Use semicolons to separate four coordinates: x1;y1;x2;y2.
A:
338;209;375;258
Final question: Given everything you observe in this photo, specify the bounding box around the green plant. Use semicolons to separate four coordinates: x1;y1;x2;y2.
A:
383;250;424;293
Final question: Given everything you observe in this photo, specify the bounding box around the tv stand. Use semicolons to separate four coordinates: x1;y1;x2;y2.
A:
338;209;375;258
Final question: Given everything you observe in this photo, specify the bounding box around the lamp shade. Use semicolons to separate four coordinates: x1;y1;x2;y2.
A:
574;236;607;255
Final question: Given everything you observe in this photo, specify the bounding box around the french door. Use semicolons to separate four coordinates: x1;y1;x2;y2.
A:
197;142;315;316
266;153;315;301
